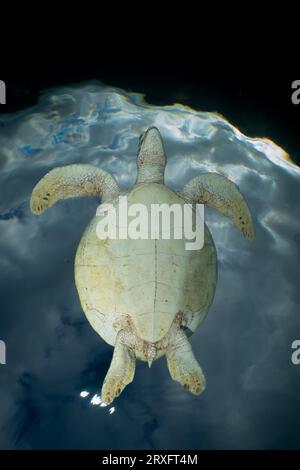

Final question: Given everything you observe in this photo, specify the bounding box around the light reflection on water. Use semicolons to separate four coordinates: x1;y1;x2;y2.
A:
0;82;300;449
80;390;115;414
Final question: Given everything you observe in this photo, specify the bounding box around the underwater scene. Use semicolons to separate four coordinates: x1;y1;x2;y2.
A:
0;81;300;450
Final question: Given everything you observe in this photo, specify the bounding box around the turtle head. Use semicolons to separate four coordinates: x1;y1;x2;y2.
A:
136;126;166;184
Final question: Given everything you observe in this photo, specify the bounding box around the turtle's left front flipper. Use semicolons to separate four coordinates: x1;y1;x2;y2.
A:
180;173;254;239
30;164;120;214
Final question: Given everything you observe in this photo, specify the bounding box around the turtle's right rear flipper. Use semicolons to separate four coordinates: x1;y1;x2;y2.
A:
166;327;206;395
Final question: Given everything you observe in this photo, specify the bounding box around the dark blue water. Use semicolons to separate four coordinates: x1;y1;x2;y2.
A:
0;82;300;450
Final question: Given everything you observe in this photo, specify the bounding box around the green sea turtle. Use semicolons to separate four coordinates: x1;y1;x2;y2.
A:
30;126;254;404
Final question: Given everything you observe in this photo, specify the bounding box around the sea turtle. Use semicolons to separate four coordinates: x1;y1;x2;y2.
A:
30;126;254;404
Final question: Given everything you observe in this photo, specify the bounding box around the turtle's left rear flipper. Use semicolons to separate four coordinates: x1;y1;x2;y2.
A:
101;330;136;405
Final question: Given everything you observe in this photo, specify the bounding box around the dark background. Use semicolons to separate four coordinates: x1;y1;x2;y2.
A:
1;67;300;453
1;66;299;166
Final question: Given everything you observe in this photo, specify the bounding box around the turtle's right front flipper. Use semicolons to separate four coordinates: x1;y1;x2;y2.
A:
30;164;120;214
180;173;254;240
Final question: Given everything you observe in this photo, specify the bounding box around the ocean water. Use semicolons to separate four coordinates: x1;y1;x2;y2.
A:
0;82;300;449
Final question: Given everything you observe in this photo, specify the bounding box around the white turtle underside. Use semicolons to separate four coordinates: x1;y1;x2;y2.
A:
75;183;217;346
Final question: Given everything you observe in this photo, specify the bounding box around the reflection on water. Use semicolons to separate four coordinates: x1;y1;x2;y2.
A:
81;391;115;414
0;82;300;450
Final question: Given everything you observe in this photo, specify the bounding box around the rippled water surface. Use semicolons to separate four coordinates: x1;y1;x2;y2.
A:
0;82;300;449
